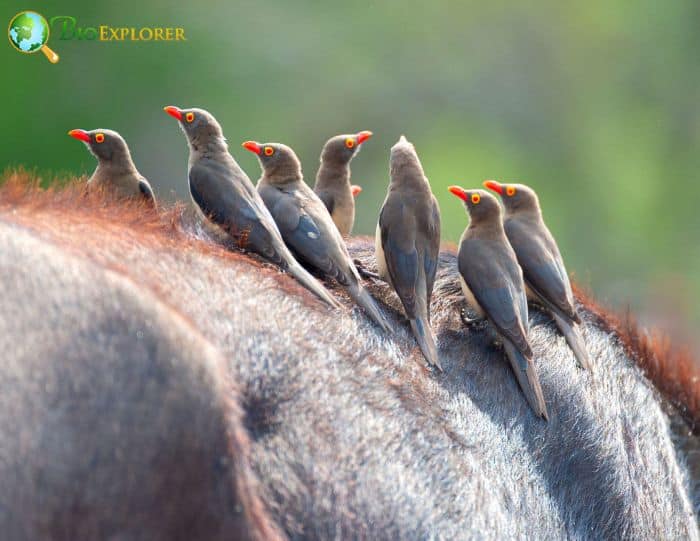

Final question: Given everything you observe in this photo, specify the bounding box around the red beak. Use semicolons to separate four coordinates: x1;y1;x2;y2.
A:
242;141;262;155
351;185;362;197
483;180;503;195
163;105;183;121
68;129;91;143
448;185;468;202
356;131;372;145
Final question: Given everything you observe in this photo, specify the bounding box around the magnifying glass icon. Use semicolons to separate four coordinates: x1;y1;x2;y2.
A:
8;11;60;64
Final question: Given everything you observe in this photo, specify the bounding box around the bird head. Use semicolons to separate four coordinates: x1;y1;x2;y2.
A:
320;131;372;165
242;141;302;182
389;135;427;182
448;186;502;222
483;180;540;215
67;128;130;162
163;106;224;147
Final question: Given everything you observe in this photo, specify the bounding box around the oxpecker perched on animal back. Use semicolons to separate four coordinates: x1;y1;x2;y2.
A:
244;140;392;333
313;131;373;236
67;128;156;207
162;105;339;308
376;135;442;370
484;180;591;371
449;186;548;420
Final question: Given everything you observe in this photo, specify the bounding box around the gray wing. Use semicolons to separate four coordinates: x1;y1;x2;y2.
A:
423;195;441;307
315;189;335;215
189;161;284;264
263;185;350;285
379;198;420;318
459;238;532;357
505;218;578;321
137;178;156;207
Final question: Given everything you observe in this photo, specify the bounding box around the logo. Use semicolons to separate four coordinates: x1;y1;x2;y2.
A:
8;11;59;63
8;12;187;64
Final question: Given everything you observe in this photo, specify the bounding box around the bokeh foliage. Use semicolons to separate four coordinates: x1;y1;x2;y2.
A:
2;0;699;341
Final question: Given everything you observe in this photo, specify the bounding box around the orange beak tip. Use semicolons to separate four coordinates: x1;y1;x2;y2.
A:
242;141;262;155
68;129;91;143
483;180;503;195
356;131;373;145
448;185;468;202
164;105;183;121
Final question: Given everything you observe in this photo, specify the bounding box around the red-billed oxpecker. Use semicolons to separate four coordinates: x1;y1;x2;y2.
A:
484;180;591;371
449;186;548;420
67;128;156;206
163;106;339;308
376;136;442;370
244;140;392;333
313;131;373;236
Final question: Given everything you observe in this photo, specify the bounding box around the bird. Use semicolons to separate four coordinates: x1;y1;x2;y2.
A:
484;180;591;371
162;105;340;308
449;186;548;420
313;131;373;236
67;128;156;206
376;135;442;370
243;140;392;333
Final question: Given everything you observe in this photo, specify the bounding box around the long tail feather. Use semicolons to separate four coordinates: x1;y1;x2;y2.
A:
552;312;592;371
287;261;341;308
503;342;549;420
410;316;442;371
349;282;393;333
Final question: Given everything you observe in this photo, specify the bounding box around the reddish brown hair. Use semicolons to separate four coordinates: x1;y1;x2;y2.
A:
572;284;699;432
2;169;698;433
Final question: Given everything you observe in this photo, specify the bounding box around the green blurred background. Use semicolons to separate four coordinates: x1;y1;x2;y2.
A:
2;0;699;352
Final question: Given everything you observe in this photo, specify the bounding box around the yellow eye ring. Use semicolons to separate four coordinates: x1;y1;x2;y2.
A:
471;193;481;204
506;186;516;197
94;133;105;143
264;146;274;156
185;112;195;123
345;138;355;149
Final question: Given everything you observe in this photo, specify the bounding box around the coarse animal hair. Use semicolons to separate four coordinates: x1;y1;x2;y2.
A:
0;170;698;539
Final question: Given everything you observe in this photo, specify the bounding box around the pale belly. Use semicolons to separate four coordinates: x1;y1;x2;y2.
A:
524;283;538;302
89;174;141;198
374;223;392;286
459;276;485;317
331;197;355;237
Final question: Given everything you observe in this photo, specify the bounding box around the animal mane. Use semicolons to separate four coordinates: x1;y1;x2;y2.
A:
0;168;697;434
1;168;698;537
572;284;700;433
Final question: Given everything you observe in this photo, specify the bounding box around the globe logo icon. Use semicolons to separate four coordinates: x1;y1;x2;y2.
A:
8;11;59;63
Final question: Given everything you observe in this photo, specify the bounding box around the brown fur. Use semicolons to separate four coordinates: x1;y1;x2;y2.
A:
0;169;323;306
1;170;698;537
1;169;697;432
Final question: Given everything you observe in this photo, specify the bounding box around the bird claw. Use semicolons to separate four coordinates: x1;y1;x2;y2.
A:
430;360;444;373
460;308;486;329
354;259;382;281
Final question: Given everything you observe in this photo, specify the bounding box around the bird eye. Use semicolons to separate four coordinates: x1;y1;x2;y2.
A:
94;133;105;143
264;146;274;156
185;112;195;123
506;186;516;197
471;193;481;204
345;138;355;149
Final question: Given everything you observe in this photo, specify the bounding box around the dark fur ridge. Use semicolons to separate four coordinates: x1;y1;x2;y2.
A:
0;171;698;538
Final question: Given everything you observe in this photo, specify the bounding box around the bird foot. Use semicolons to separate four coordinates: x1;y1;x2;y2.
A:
354;259;382;281
460;308;487;329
